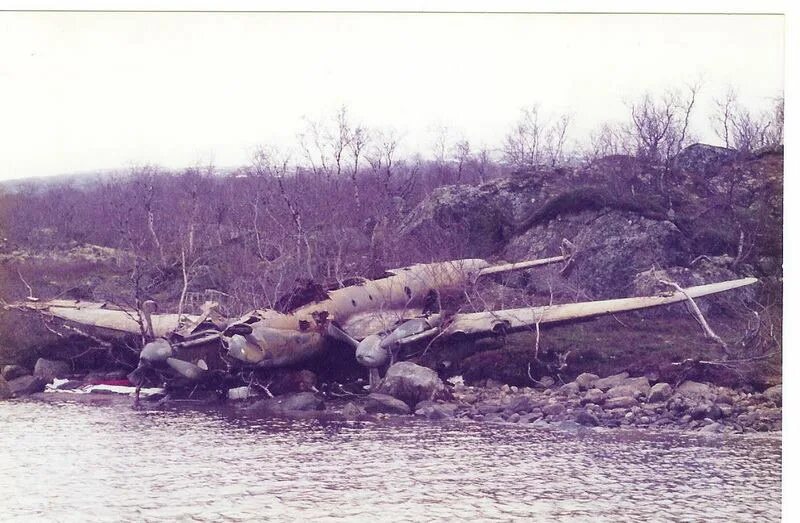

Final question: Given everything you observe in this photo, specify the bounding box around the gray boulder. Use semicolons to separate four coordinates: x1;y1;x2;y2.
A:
605;396;639;409
574;409;600;427
2;365;28;381
559;382;580;396
245;392;324;417
8;375;45;396
623;377;652;396
581;388;605;405
364;393;411;415
594;372;630;391
606;385;642;400
647;383;674;403
278;392;325;412
0;375;11;400
542;403;565;417
507;395;535;413
376;362;449;408
342;402;367;420
415;403;457;420
398;184;515;257
33;358;71;382
506;207;689;299
676;380;716;401
763;384;782;406
574;373;599;390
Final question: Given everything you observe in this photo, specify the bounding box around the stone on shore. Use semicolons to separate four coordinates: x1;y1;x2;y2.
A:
33;358;71;382
542;403;565;417
2;365;28;381
365;393;411;415
245;392;324;417
575;409;600;426
606;385;642;399
376;362;449;408
605;396;639;409
574;373;599;390
8;375;46;396
763;384;782;406
581;388;605;405
676;380;716;401
342;402;367;420
415;403;457;420
648;383;673;403
623;377;651;396
559;382;581;396
594;372;630;391
0;375;11;400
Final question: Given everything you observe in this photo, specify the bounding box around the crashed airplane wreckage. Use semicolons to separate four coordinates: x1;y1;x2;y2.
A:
9;247;757;392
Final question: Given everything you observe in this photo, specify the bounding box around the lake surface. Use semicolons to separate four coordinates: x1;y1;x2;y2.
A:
0;398;781;522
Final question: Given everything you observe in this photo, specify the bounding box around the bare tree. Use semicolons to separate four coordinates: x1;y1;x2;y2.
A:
367;127;401;196
627;84;699;166
453;139;471;183
347;117;369;211
711;89;783;153
503;105;571;169
712;88;737;149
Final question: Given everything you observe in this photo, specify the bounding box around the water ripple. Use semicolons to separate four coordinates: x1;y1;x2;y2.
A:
0;401;780;522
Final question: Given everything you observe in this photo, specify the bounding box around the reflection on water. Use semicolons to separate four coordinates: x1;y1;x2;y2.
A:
0;400;781;522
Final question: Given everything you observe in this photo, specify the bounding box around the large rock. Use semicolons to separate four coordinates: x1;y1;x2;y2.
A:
245;392;324;417
632;260;755;315
415;403;457;420
2;365;28;381
506;205;689;299
594;372;630;391
398;184;514;257
376;362;450;408
8;375;45;396
605;396;639;409
763;384;782;406
647;383;674;403
0;375;11;400
606;385;643;400
33;358;71;382
364;393;411;415
622;377;651;396
574;373;599;390
342;402;367;420
676;380;716;401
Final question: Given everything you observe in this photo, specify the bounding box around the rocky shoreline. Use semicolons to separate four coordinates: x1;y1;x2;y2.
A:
2;359;781;434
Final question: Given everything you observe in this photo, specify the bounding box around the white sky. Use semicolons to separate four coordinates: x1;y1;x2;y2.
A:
0;11;785;180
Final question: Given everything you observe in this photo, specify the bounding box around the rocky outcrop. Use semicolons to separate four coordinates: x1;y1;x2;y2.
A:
506;209;690;298
398;184;514;257
376;362;450;408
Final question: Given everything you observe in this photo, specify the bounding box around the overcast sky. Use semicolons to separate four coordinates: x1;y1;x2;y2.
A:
0;12;784;181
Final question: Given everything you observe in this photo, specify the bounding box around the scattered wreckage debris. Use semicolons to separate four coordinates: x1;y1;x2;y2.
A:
5;246;758;398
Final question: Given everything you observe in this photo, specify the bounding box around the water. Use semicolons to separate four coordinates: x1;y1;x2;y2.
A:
0;399;781;522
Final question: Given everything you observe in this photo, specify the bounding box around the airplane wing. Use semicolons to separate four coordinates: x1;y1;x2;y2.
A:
440;277;758;338
8;299;199;338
